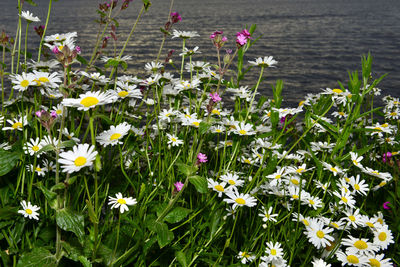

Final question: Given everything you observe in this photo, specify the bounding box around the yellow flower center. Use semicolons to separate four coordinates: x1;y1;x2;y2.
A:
25;209;33;215
244;159;251;164
302;219;309;226
270;249;277;256
379;181;386;187
239;129;247;135
352;160;359;165
331;222;339;228
291;179;299;185
316;230;325;239
226;141;233;146
349;215;356;222
377;218;384;224
118;91;129;97
192;121;200;127
354;184;360;190
275;175;281;180
214;185;224;192
212;109;220;115
341;197;348;203
80;96;99;108
20;79;29;87
35;167;42;172
228;179;236;185
330;167;337;172
39;77;50;83
339;111;345;116
347;255;359;264
110;133;122;141
296;168;305;173
235;198;246;205
171;137;177;142
378;232;387;241
117;198;126;204
374;127;382;131
299;100;305;106
74;156;87;167
32;145;40;152
382;123;389;127
390;112;397;116
332;88;343;94
58;45;64;51
369;259;381;267
56;109;62;114
366;222;375;228
215;129;222;133
12;122;23;129
354;240;368;249
292;195;299;199
309;199;315;205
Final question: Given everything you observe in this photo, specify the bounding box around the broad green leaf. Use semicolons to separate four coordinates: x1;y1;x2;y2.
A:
56;208;85;243
164;207;192;224
0;207;16;220
176;163;197;176
76;55;88;65
35;182;57;209
199;121;211;135
188;175;208;193
175;250;188;267
147;219;174;248
0;150;20;176
78;256;92;267
17;247;56;267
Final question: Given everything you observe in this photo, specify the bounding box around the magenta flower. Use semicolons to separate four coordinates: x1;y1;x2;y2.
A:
35;110;45;117
170;12;182;24
75;46;81;54
50;111;58;118
52;46;59;54
210;30;223;39
236;29;252;46
209;92;222;103
383;201;391;210
197;153;208;163
174;181;184;192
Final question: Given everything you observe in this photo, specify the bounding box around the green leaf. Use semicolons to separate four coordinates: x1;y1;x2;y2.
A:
93;114;113;125
78;256;92;267
62;140;77;148
199;121;211;135
146;219;174;248
56;208;85;243
176;163;197;176
24;0;37;6
188;175;208;193
37;144;54;154
17;247;56;267
76;55;88;65
0;150;20;176
164;207;192;224
35;182;57;209
175;250;188;267
86;199;98;224
0;207;16;221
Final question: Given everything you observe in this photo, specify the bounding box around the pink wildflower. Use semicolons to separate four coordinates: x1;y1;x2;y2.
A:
209;92;222;103
197;153;208;163
170;12;182;24
236;29;252;46
383;201;391;210
174;181;184;192
52;46;59;54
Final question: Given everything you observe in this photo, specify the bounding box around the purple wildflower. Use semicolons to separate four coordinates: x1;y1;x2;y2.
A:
170;12;182;24
197;153;208;163
383;201;391;210
209;92;222;103
174;181;184;192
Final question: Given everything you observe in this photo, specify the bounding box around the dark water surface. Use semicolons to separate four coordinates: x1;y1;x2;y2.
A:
1;0;400;103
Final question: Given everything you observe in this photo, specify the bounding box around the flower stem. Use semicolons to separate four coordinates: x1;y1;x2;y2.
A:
37;0;52;62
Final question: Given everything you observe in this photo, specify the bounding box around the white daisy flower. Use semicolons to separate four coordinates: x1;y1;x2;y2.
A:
20;10;40;22
207;179;227;197
166;133;183;147
220;172;245;189
248;56;278;68
366;254;393;267
258;206;278;223
18;200;40;220
349;152;364;168
26;164;46;177
32;71;62;87
10;72;34;92
305;220;334;249
51;104;65;117
108;192;137;213
373;225;394;250
171;29;199;39
232;121;255;136
80;71;110;83
335;250;368;266
264;241;284;262
179;46;201;56
60;128;80;143
341;236;379;255
348;175;369;196
24;137;43;157
333;189;356;209
236;251;255;264
62;91;118;111
322;162;343;176
96;122;131;147
2;116;28;131
312;258;331;267
223;188;257;209
144;61;164;73
58;144;98;173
